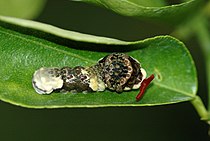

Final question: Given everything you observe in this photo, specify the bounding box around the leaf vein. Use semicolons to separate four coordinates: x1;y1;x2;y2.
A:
154;82;195;98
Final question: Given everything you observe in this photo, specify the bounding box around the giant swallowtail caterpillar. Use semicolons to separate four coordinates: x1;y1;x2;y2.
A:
32;53;154;101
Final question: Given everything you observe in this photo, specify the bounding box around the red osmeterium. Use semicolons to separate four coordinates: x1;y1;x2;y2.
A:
136;74;155;102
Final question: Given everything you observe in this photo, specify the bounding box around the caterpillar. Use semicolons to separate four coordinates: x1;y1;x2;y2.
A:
32;53;154;101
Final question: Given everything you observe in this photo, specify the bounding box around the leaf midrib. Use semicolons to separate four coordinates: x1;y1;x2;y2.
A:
154;82;195;98
96;0;194;9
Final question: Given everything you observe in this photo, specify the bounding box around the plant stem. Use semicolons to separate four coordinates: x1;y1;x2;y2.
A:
194;16;210;114
191;96;209;121
171;3;210;122
202;0;210;17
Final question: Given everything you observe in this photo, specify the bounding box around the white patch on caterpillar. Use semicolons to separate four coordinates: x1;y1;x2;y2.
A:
97;78;106;91
132;68;147;89
32;67;63;94
89;75;98;91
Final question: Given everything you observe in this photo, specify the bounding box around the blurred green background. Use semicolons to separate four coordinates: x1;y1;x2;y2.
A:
0;0;209;141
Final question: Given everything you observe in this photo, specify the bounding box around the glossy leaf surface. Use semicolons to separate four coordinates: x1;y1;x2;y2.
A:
79;0;202;23
0;16;197;108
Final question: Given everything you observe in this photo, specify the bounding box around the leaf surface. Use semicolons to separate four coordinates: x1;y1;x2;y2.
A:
0;0;46;19
0;16;197;108
78;0;203;23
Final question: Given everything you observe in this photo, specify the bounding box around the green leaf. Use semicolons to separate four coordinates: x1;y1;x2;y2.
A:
0;16;197;108
0;0;47;19
121;0;166;7
78;0;203;23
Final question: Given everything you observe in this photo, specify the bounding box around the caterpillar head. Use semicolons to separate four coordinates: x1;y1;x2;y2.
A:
97;53;146;93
